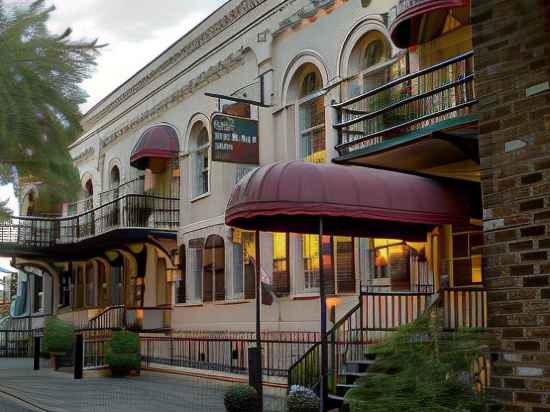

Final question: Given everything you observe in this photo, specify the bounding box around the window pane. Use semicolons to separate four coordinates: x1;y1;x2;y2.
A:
303;234;320;291
300;127;326;163
453;234;469;258
233;242;244;297
242;232;256;300
453;259;472;286
273;233;289;297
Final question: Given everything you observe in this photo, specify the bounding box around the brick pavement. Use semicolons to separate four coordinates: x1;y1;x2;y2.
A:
0;359;286;412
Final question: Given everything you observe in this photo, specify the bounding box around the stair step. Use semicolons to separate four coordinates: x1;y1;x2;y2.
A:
337;383;357;389
347;359;376;365
328;394;346;402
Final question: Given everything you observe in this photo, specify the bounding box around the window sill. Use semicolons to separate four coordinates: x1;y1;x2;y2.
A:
215;299;254;305
190;192;211;203
174;302;203;308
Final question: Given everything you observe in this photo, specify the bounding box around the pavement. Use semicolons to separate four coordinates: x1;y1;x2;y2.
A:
0;359;286;412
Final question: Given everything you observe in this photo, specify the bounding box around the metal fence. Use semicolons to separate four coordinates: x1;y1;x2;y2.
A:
0;329;41;358
141;332;319;378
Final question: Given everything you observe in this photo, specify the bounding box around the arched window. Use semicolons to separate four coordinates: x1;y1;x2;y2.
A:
84;179;94;210
346;31;404;97
110;165;120;189
288;63;325;163
203;235;225;302
190;124;210;198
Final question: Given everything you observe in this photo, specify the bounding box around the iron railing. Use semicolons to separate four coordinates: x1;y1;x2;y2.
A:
334;51;476;156
0;193;179;250
141;332;318;378
0;328;41;358
288;299;367;393
98;176;145;206
87;305;126;330
441;287;487;330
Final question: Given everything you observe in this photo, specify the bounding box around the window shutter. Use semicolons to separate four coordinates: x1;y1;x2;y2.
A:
335;238;355;294
244;260;256;300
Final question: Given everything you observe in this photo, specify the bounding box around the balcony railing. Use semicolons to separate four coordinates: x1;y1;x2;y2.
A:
0;193;179;250
334;51;476;156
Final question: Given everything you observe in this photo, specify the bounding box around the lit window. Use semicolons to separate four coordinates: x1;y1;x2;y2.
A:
452;229;483;286
298;70;325;163
273;233;290;297
232;230;256;300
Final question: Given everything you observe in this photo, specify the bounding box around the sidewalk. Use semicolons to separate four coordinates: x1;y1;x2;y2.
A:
0;359;286;412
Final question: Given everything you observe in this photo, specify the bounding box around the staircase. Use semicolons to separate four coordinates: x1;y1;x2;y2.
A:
288;287;487;410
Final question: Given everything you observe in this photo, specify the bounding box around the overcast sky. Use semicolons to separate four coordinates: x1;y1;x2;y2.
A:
0;0;227;272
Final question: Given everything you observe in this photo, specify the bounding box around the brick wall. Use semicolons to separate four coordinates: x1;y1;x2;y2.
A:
473;0;550;410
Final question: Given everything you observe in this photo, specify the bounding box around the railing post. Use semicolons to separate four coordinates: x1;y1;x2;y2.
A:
33;336;40;370
74;333;83;379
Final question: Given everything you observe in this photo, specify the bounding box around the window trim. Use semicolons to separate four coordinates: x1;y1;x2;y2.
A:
189;126;211;201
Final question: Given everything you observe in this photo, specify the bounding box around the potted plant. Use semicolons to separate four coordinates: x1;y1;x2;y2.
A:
223;384;259;412
106;330;141;377
42;317;74;370
287;385;320;412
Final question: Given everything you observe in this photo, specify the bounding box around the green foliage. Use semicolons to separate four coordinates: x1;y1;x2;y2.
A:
43;317;74;354
106;330;140;377
287;385;320;412
0;198;10;221
223;384;259;412
345;312;500;412
0;0;103;210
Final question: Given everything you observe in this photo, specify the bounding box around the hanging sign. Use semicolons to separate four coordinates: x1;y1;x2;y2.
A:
211;113;259;164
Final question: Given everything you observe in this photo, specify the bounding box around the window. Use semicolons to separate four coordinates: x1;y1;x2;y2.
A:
176;244;186;304
452;227;483;286
191;125;210;198
232;230;256;300
85;263;95;308
33;274;43;313
187;238;204;303
298;70;325;163
363;39;385;69
302;234;320;291
203;235;225;302
369;239;429;291
272;233;290;297
97;261;109;307
110;165;120;189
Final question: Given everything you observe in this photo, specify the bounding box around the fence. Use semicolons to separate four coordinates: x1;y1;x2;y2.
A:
0;329;40;358
441;287;487;330
141;332;319;378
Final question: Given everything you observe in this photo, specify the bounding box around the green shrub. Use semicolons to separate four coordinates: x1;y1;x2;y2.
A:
106;330;140;377
43;317;74;354
344;312;500;412
287;385;320;412
223;384;259;412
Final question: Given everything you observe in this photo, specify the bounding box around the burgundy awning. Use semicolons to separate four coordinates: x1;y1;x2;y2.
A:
225;161;479;241
130;125;179;171
390;0;469;49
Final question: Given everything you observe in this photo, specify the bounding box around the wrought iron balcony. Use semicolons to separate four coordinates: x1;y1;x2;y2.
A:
0;193;179;254
333;51;476;157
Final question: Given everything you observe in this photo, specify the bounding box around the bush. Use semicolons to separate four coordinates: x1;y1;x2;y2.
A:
106;330;140;377
344;312;500;412
287;385;320;412
43;317;74;354
223;384;259;412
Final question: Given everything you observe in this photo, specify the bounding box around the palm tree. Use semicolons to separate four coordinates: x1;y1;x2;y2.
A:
0;0;103;215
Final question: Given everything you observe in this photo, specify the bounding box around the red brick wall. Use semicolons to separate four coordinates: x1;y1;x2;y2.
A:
473;0;550;410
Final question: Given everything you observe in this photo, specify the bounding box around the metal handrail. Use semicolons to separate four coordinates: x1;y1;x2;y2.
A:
333;51;474;109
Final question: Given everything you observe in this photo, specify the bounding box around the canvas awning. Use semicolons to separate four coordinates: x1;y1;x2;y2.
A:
130;125;179;171
225;160;479;241
390;0;470;48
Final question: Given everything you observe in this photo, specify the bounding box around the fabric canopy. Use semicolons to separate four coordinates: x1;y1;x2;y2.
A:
130;125;179;170
390;0;469;48
225;161;480;241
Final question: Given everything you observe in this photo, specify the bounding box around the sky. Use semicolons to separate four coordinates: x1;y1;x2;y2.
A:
0;0;227;273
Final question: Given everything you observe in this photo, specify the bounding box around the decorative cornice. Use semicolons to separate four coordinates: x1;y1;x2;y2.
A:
100;49;247;150
72;147;95;163
86;0;268;126
273;0;342;36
